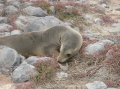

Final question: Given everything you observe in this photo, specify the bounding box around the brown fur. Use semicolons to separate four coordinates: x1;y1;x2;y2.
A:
0;26;83;63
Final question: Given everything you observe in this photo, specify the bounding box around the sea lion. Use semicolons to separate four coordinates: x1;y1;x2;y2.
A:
0;26;83;63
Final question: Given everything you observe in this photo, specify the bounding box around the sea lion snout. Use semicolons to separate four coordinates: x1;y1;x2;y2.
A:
57;54;73;64
57;56;67;64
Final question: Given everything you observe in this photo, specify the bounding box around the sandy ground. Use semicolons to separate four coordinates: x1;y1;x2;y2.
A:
0;0;120;89
0;74;14;89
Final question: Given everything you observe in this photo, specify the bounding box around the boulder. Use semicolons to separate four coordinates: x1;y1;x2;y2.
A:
0;46;23;75
5;5;18;15
0;17;7;23
86;81;107;89
24;16;64;32
12;61;37;83
85;40;114;55
15;16;38;29
23;6;47;17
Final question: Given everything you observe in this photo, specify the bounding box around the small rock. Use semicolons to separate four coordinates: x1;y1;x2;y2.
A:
77;0;89;3
0;24;12;32
14;15;28;30
23;6;47;17
21;2;32;8
9;1;21;8
84;14;93;21
109;29;120;35
11;30;22;35
26;56;51;65
7;0;20;5
109;23;120;35
99;0;111;5
65;5;74;9
94;18;103;25
112;23;120;27
12;61;37;83
0;17;7;23
5;5;18;15
86;81;107;89
11;1;21;8
85;40;114;55
56;72;68;79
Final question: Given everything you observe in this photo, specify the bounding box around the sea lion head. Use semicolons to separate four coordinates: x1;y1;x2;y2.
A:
57;31;82;64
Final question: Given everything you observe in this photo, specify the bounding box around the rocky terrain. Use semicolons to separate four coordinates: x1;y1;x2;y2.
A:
0;0;120;89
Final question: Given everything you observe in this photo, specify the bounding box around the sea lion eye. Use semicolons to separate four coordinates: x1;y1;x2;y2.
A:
66;54;71;57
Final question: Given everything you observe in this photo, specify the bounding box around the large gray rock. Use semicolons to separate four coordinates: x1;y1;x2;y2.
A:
85;40;114;55
0;24;12;32
12;61;37;83
5;5;18;15
0;17;7;23
24;16;64;32
23;6;47;17
0;46;23;75
86;81;107;89
15;15;66;32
